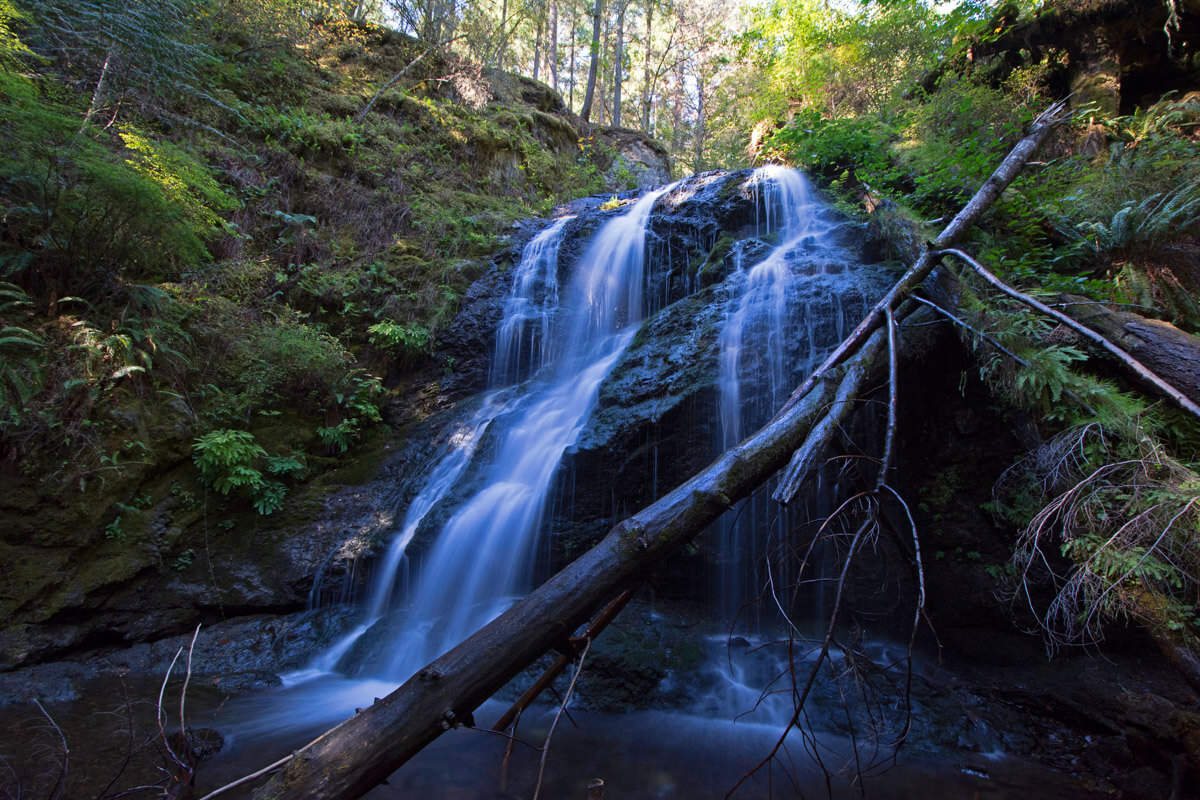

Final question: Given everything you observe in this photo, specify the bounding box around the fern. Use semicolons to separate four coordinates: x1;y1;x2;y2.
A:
1076;179;1200;255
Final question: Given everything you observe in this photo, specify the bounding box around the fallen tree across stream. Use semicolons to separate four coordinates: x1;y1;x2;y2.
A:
233;103;1073;800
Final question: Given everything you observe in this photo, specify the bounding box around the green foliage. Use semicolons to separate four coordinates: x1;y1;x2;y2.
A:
766;111;899;190
192;428;299;514
0;0;31;68
119;128;239;237
104;516;125;542
193;429;269;494
18;0;215;118
317;370;382;454
0;282;44;433
367;319;430;357
999;425;1200;648
0;87;224;298
172;547;196;571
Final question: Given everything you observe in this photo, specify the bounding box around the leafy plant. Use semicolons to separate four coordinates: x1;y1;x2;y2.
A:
193;429;269;495
367;319;430;357
766;110;899;191
104;516;125;542
999;424;1200;649
192;428;294;514
1071;180;1200;257
172;547;196;571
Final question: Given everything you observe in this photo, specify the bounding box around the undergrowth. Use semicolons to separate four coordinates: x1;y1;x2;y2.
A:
0;1;612;553
765;60;1200;649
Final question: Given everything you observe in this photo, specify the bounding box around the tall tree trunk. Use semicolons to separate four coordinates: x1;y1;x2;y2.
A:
497;0;509;71
580;0;603;121
693;70;705;173
597;2;611;125
612;0;625;128
550;0;560;91
641;0;653;132
670;68;683;148
569;0;578;109
533;5;544;80
82;45;116;129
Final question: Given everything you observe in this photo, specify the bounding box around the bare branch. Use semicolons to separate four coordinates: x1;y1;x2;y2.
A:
934;247;1200;422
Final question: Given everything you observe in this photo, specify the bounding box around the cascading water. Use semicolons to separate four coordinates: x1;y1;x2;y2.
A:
215;168;882;742
216;188;672;738
379;186;670;680
701;165;877;721
283;186;672;696
492;216;570;385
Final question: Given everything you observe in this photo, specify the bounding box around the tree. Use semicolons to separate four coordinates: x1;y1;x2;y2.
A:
611;0;628;126
580;0;603;120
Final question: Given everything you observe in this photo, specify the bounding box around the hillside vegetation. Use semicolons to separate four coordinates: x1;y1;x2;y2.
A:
0;0;659;665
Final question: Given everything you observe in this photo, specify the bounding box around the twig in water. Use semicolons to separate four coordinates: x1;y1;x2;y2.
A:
33;700;68;800
531;638;591;800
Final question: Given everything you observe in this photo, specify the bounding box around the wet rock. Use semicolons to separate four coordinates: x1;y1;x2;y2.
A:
0;608;356;706
169;726;225;761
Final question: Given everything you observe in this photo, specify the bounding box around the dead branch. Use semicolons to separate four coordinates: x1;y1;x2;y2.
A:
355;35;468;124
532;638;591;800
934;248;1200;422
244;101;1065;800
33;700;68;800
493;585;638;734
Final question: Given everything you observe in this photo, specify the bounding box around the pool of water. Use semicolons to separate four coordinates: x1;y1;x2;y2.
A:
188;695;1107;800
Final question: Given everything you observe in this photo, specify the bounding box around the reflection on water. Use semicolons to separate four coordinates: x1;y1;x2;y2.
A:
0;673;1108;799
194;700;1107;800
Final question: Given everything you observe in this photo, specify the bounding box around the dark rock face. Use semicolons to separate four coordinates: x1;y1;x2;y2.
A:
927;0;1200;114
0;608;357;705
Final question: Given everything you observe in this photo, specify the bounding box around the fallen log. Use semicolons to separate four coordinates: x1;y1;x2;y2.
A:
933;249;1200;422
1054;295;1200;408
244;102;1067;800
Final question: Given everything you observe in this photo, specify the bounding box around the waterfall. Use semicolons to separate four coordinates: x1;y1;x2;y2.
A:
493;216;570;385
217;169;887;742
378;187;670;680
714;166;870;629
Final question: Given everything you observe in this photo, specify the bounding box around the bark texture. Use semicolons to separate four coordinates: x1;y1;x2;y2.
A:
1057;296;1200;407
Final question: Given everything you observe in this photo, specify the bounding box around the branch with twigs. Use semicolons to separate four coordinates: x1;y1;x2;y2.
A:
932;248;1200;423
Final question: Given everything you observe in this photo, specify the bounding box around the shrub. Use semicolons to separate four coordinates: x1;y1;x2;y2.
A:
765;110;899;190
192;428;303;514
367;319;430;359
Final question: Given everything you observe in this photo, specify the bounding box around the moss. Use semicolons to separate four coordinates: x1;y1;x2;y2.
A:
695;233;735;287
307;425;390;487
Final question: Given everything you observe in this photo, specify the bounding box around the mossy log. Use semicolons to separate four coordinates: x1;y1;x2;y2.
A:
244;104;1066;800
1056;296;1200;407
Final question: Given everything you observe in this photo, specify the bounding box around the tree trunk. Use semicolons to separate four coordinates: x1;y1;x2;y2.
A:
641;0;653;132
693;71;705;173
1055;296;1200;407
550;1;559;91
569;0;578;109
246;104;1065;800
497;0;509;71
580;0;603;121
533;15;542;79
612;0;625;128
